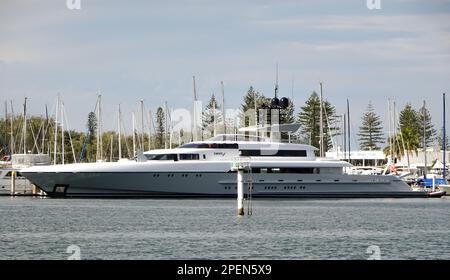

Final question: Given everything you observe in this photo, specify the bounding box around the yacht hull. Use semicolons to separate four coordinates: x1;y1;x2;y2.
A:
22;171;427;198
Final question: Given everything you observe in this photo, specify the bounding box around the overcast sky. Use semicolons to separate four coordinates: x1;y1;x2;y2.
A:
1;0;450;147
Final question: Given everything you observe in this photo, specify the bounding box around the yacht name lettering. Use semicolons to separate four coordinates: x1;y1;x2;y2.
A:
214;152;225;156
177;264;211;278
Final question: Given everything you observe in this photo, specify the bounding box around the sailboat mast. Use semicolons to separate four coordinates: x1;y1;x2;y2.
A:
213;94;216;137
254;85;258;137
443;93;446;180
99;94;102;160
9;101;14;155
343;114;346;161
118;105;122;160
192;76;197;141
347;99;351;162
41;104;47;153
388;99;392;162
423;100;427;178
54;95;59;164
221;81;225;134
319;83;323;157
141;100;144;151
164;101;168;149
110;134;113;162
132;112;136;157
96;94;102;161
5;100;6;153
61;101;64;164
23;97;27;154
148;110;152;150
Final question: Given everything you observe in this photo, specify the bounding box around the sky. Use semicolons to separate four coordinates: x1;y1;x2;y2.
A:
1;0;450;148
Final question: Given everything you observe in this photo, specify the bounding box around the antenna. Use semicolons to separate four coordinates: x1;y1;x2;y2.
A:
274;63;279;98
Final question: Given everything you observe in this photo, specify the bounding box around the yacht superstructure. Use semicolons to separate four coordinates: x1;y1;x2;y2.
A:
20;134;428;198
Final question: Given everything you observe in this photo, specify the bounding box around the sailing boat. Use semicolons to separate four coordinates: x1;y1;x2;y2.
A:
413;95;447;196
432;93;450;195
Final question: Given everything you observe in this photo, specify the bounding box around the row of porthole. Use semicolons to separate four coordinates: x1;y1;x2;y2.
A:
283;186;306;190
223;186;257;190
224;186;306;190
151;173;204;177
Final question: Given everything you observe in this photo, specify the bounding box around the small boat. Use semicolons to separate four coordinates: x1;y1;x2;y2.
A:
437;185;450;195
427;190;446;198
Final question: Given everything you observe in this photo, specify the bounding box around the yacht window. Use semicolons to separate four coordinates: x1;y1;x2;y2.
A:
180;143;238;149
240;150;307;157
146;154;178;161
179;154;200;160
251;167;314;174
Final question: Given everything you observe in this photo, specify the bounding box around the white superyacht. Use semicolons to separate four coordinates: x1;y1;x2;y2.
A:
20;134;432;198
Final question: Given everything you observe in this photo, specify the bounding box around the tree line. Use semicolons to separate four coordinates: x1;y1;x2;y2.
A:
0;87;440;162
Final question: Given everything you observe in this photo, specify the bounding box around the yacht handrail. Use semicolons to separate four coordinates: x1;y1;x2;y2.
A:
208;134;271;142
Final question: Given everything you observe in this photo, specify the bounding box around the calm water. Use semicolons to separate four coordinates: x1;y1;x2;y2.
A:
1;197;449;260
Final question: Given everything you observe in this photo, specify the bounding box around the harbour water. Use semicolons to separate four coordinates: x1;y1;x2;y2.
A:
1;197;449;260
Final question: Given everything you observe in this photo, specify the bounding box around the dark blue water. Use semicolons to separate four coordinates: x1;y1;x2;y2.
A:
1;197;449;259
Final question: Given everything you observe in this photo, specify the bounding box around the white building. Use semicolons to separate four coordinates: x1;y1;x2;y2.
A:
325;149;385;167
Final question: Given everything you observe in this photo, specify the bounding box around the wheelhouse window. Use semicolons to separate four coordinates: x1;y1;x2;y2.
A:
251;167;314;174
145;154;178;161
240;149;307;157
180;143;238;149
179;154;200;160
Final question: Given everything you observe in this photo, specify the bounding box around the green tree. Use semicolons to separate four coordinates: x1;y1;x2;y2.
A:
155;107;165;149
280;99;295;124
297;92;337;152
437;128;450;150
401;127;420;167
398;104;421;167
418;102;436;149
383;134;404;161
202;94;222;137
357;103;384;150
239;86;270;128
86;112;97;162
399;103;419;136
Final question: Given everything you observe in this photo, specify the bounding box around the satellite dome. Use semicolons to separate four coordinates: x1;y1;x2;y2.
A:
280;97;289;109
271;97;279;107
